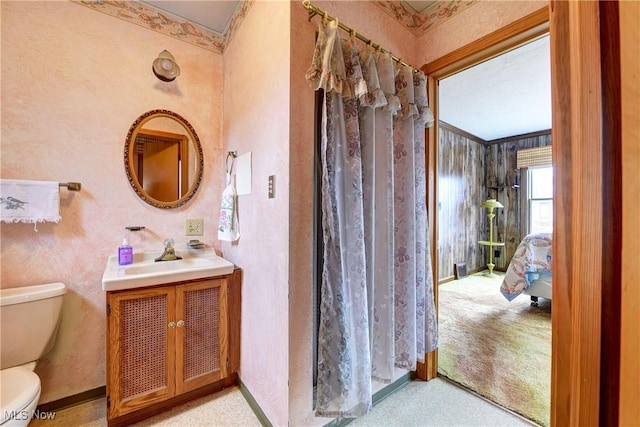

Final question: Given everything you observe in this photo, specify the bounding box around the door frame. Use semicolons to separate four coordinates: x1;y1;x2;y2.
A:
419;4;611;426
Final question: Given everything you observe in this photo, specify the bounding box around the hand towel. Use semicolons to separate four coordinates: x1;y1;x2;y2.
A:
218;172;240;242
0;179;61;228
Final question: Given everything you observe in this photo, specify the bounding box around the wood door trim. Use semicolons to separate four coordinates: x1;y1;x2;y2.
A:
619;2;640;424
425;7;549;79
419;7;550;382
416;74;440;380
598;1;623;425
549;2;604;425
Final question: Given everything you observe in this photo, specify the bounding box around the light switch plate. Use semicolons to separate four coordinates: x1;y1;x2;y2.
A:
268;175;275;198
185;219;203;236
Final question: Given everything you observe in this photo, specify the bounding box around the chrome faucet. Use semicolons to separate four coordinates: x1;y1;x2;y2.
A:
155;238;182;262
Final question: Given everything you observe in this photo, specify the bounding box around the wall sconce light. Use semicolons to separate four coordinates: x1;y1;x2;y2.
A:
152;50;180;82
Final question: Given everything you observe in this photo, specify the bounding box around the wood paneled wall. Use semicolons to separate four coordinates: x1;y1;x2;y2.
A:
437;124;551;281
485;133;552;270
437;125;485;280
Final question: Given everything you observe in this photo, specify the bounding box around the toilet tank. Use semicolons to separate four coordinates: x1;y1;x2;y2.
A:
0;283;66;370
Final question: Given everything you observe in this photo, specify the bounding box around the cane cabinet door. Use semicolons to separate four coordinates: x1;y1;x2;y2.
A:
107;287;176;419
176;279;228;394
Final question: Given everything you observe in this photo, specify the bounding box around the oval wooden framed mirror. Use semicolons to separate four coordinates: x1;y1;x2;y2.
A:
124;110;204;209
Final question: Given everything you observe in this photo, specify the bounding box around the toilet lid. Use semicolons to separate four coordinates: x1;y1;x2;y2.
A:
0;367;40;424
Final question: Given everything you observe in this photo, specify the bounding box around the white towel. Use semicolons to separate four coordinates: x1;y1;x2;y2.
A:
0;179;61;228
218;173;240;242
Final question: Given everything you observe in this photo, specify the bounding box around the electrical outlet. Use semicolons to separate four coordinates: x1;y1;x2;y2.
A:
185;219;203;236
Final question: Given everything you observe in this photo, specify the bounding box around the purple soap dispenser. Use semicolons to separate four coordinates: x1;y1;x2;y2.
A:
118;233;133;265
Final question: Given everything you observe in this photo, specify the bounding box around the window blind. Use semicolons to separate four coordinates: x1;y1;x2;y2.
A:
517;146;552;168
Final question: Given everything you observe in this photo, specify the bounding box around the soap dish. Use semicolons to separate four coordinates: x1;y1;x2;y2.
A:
187;240;205;248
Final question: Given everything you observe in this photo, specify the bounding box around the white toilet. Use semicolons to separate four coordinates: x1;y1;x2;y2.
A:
0;283;66;427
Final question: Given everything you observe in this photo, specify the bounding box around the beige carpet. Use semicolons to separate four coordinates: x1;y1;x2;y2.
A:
437;272;551;426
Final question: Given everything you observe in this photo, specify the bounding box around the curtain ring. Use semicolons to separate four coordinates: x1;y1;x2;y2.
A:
323;11;328;26
366;39;374;53
350;28;356;42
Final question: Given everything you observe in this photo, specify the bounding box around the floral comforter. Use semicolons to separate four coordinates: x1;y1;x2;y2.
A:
500;233;552;301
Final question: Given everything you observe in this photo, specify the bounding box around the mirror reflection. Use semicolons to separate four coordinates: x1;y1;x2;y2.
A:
125;110;203;208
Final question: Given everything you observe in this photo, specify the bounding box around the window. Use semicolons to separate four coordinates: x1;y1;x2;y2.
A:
528;166;553;234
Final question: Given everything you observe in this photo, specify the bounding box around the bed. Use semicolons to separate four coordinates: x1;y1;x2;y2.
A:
500;233;552;306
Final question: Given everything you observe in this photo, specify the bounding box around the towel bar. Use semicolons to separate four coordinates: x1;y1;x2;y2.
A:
59;182;81;191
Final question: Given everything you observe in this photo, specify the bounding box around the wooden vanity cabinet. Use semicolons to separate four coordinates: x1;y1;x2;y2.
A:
106;271;240;425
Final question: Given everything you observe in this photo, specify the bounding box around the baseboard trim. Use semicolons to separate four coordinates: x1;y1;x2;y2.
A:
36;386;106;413
239;380;273;427
440;266;499;284
439;275;456;284
323;371;416;427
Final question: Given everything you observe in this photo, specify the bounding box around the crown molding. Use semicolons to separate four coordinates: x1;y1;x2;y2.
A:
71;0;254;54
73;0;474;52
373;0;479;37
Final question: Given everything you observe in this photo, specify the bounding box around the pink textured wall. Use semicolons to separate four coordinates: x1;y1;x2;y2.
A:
221;1;290;426
1;2;223;403
416;0;548;65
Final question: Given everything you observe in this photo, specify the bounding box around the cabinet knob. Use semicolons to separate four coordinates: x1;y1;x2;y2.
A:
177;320;185;328
168;322;176;328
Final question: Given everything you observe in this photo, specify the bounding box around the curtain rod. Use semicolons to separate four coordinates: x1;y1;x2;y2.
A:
301;0;417;71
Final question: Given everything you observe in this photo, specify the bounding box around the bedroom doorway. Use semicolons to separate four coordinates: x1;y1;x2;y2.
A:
434;35;553;426
422;4;625;426
435;33;552;281
421;8;553;427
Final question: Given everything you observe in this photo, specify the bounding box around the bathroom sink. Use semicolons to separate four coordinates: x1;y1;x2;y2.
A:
102;248;234;291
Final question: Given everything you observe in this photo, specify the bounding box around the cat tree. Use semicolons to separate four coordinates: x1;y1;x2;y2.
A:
479;198;504;276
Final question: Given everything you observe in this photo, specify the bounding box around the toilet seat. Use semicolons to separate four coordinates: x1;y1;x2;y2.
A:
0;367;41;425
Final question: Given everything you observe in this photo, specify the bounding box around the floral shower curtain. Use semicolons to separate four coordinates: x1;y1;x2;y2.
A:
307;19;437;418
